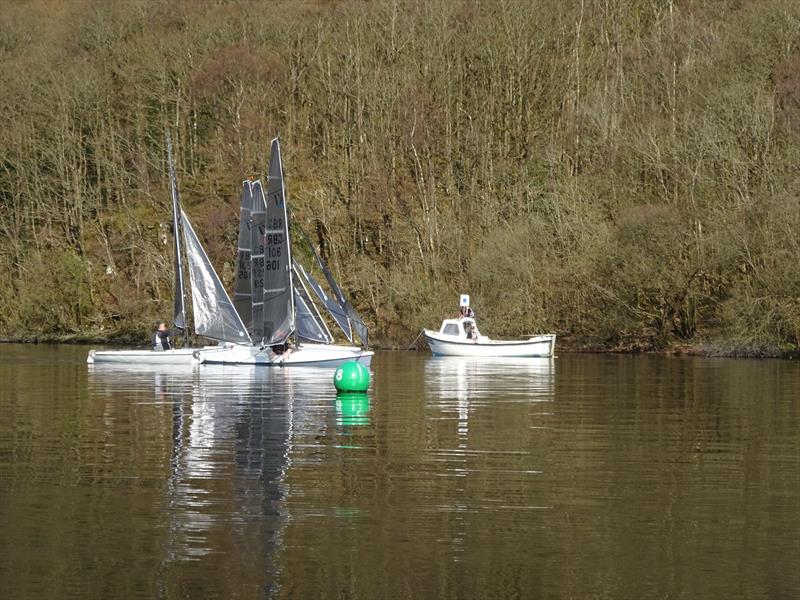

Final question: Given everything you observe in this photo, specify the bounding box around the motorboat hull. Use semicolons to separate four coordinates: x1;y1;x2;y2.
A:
424;331;556;358
193;342;373;368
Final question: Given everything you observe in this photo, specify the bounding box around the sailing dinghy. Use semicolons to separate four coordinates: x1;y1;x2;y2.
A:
192;138;373;368
87;137;251;365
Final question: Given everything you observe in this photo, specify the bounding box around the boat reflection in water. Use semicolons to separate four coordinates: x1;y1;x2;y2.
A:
422;356;555;562
86;364;340;596
425;355;555;401
424;355;555;446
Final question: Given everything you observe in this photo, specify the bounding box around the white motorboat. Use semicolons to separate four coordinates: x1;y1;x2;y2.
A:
192;137;372;368
424;317;556;358
88;135;252;366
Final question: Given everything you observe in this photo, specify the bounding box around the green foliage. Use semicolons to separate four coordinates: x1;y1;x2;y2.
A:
9;249;92;335
1;0;800;354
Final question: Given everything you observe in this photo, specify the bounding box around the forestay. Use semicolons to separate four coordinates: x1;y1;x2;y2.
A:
181;209;251;345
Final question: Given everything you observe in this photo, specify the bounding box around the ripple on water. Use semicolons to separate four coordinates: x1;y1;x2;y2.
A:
0;347;798;599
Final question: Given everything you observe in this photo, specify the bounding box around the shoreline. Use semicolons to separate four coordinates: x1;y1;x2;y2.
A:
2;334;797;360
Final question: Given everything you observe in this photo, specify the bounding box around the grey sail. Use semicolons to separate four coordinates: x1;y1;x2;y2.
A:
343;300;369;349
233;181;253;335
294;260;352;342
181;208;251;345
304;234;368;348
166;134;186;334
261;138;294;345
294;288;333;344
293;262;333;344
250;180;267;342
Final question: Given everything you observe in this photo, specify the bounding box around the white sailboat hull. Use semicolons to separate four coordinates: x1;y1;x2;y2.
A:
87;345;230;366
424;331;556;358
193;342;373;368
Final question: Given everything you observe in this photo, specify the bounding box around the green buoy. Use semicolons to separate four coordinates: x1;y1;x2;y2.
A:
334;361;371;392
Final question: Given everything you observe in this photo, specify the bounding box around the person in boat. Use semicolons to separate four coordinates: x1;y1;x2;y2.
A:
153;322;172;351
464;321;479;342
458;306;475;319
270;339;294;362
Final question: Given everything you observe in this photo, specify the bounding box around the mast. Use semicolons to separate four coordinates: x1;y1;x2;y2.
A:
166;131;189;348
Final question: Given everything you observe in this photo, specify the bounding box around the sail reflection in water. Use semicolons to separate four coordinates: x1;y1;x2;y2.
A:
86;365;339;595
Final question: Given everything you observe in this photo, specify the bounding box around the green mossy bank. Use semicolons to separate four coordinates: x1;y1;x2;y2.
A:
1;1;799;357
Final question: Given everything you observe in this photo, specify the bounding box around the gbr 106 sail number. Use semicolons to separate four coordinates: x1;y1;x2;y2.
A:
264;219;284;271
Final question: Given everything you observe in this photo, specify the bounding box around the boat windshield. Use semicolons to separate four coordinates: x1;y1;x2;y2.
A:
442;322;460;336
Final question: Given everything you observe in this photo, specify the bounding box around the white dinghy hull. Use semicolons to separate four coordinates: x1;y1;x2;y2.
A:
87;346;232;366
424;331;556;358
193;343;373;368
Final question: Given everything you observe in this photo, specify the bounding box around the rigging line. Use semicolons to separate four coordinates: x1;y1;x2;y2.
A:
406;329;425;351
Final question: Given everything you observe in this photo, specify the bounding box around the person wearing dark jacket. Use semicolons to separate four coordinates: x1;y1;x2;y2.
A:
153;322;172;351
458;306;475;319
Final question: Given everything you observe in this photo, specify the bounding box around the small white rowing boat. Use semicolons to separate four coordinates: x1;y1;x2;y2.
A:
87;345;233;366
424;317;556;358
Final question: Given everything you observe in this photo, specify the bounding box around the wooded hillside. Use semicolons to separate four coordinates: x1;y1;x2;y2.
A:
1;0;799;354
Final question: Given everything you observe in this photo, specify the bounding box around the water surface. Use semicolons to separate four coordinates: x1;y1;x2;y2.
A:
0;345;798;599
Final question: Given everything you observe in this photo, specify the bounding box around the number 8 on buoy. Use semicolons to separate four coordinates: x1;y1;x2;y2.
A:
333;361;370;393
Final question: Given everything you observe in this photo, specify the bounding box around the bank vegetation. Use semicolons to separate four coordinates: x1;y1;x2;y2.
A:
1;0;799;355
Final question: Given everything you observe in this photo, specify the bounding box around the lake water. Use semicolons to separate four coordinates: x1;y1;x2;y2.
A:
0;344;798;599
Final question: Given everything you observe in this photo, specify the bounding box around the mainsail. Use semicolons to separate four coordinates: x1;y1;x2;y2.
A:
181;209;251;345
260;138;294;345
166;134;187;336
250;180;267;342
232;181;253;335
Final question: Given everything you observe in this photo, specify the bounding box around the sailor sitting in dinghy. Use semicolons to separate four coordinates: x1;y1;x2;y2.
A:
153;322;172;351
270;339;294;363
